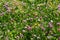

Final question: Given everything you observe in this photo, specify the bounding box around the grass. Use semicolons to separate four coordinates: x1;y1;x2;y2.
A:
0;0;60;40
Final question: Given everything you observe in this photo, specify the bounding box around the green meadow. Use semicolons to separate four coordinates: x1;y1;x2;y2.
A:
0;0;60;40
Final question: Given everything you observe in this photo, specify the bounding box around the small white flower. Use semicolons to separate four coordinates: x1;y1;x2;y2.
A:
22;30;26;32
47;36;53;39
25;26;27;29
23;20;27;22
21;1;26;6
7;30;10;32
50;20;53;22
32;3;35;6
44;2;46;4
37;36;40;39
26;18;29;20
37;6;40;10
38;19;40;21
31;38;33;40
33;34;37;37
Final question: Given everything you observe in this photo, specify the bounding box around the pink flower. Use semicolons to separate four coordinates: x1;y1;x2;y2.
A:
58;4;60;10
27;26;32;31
57;28;60;32
48;22;53;28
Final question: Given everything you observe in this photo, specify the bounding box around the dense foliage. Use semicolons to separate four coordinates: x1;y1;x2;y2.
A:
0;0;60;40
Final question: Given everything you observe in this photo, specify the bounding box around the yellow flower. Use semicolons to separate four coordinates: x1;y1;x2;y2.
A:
32;23;40;28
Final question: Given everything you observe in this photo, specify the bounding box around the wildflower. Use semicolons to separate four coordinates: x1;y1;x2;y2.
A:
57;28;60;32
25;26;27;29
34;12;38;16
22;30;26;33
0;12;4;16
48;22;53;28
32;3;35;6
7;8;11;12
3;2;9;7
37;36;40;39
26;18;29;20
27;26;32;31
3;3;9;10
3;3;11;12
47;36;53;39
22;20;27;23
31;38;33;40
7;30;10;32
33;34;37;37
58;4;60;10
57;22;60;26
21;1;26;6
37;6;40;10
49;30;53;34
20;33;24;38
16;36;20;40
50;20;53;23
38;18;40;21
